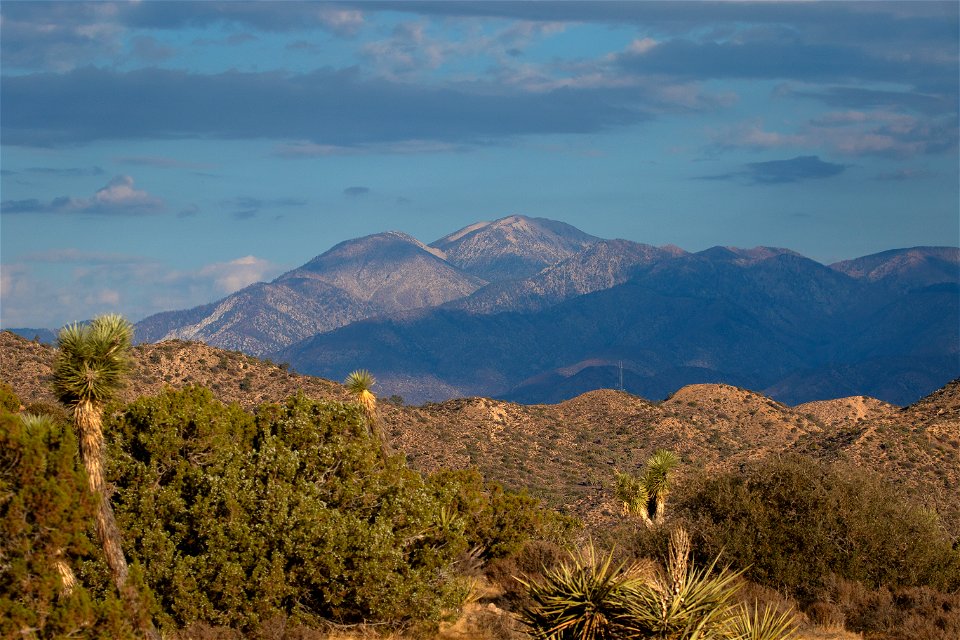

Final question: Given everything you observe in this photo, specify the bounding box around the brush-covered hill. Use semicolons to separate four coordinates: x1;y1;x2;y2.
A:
4;330;957;535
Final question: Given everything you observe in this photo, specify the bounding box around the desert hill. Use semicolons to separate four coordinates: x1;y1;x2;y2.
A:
4;330;957;535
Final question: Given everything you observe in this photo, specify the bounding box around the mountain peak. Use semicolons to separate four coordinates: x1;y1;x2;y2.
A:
430;215;598;281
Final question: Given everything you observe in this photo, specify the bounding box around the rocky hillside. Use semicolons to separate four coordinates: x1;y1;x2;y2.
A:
4;331;957;535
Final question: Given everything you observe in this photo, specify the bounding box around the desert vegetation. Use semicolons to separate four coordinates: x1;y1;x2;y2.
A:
1;320;958;639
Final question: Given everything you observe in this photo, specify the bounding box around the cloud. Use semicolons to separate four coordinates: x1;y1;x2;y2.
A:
0;252;283;328
711;121;805;151
699;155;848;185
222;196;307;219
5;166;106;177
129;35;175;62
196;255;277;294
115;155;217;170
711;111;957;159
1;66;648;148
1;175;164;215
874;168;934;182
343;186;370;197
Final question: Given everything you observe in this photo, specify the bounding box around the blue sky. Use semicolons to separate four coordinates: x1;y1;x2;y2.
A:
1;1;958;328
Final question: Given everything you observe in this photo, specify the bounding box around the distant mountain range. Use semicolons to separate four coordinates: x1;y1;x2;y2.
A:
15;215;959;405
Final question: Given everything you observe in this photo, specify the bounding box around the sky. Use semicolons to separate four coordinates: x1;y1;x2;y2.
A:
1;1;958;329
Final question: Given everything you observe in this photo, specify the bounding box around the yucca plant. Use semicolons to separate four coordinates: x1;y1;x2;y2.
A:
52;314;158;638
723;602;798;640
615;470;651;524
615;449;680;527
344;369;389;453
518;542;650;640
619;528;744;639
53;315;133;590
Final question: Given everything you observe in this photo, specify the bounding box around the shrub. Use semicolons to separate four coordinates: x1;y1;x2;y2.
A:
429;467;576;560
106;387;471;631
0;381;20;413
675;455;960;601
0;411;137;638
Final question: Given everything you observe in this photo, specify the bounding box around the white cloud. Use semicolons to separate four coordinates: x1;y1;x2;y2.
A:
1;175;164;215
0;253;283;328
626;37;658;55
197;256;277;294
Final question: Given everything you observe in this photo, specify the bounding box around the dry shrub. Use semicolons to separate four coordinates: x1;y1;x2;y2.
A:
805;602;845;632
484;539;566;610
816;575;960;639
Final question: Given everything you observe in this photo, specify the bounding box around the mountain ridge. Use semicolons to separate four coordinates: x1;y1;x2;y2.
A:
14;215;956;406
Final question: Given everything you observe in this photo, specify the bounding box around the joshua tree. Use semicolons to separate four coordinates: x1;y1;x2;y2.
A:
614;449;680;527
53;314;157;638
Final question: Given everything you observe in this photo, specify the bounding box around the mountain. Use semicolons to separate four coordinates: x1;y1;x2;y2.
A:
4;330;956;533
830;246;960;292
127;216;957;405
134;231;484;355
4;327;56;344
276;246;958;405
430;214;598;281
448;239;687;314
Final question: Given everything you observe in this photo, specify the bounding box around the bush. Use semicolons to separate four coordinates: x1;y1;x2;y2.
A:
518;529;797;640
106;387;471;631
676;455;960;601
429;468;577;560
0;381;21;413
0;410;137;639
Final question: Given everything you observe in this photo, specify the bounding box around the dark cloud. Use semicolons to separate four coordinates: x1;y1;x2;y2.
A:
343;186;370;197
616;39;954;92
129;35;176;62
223;196;307;219
699;156;848;185
1;66;648;147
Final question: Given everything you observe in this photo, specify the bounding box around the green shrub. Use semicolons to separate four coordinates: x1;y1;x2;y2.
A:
429;467;577;560
106;387;471;631
0;411;137;639
676;455;960;601
0;381;20;413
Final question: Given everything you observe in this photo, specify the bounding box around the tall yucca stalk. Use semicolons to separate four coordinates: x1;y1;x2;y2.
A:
53;314;157;639
518;543;650;640
619;528;744;639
